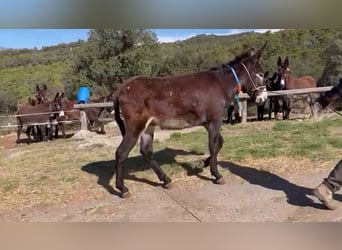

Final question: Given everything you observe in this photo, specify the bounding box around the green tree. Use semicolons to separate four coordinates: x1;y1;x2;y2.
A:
0;90;17;113
318;39;342;86
71;29;159;95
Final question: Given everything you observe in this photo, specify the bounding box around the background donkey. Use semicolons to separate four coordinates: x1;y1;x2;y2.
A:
25;84;51;141
55;95;113;137
278;56;317;119
16;92;64;144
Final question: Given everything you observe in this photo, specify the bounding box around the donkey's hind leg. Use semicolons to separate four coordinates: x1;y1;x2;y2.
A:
25;126;31;140
268;97;273;120
25;126;34;143
16;123;23;144
59;122;66;138
140;125;172;188
115;127;142;198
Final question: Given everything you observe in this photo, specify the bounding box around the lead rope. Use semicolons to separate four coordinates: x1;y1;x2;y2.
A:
226;65;242;116
328;107;342;116
239;61;260;91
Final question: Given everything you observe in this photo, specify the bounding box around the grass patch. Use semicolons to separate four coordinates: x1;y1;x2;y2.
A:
0;179;19;193
161;117;342;162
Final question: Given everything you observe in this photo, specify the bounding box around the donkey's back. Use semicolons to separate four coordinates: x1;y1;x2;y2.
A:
291;75;317;89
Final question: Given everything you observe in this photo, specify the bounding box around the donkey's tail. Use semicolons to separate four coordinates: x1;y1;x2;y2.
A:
113;92;126;136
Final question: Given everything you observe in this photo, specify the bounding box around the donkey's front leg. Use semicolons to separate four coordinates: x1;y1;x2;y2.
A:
40;125;48;141
16;124;23;144
206;122;225;185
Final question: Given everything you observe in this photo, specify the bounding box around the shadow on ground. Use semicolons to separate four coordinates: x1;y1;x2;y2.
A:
81;147;342;209
220;161;342;210
17;133;74;145
81;147;204;197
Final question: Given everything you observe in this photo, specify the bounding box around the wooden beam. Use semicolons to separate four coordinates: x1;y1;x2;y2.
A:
266;86;332;97
241;100;248;123
74;102;113;109
238;93;250;100
73;87;332;110
73;86;334;124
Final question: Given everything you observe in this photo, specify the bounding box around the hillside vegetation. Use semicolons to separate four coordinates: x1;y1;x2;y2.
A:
0;29;341;114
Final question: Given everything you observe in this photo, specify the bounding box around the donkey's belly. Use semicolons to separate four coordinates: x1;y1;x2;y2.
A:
20;116;50;125
155;118;201;130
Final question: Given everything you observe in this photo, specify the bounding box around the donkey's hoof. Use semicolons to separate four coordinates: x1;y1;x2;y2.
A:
163;181;173;189
214;177;225;185
163;177;173;189
121;191;131;199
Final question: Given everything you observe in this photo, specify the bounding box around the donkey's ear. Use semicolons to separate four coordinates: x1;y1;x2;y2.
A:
60;92;65;100
43;84;47;91
255;42;267;59
277;56;282;67
36;85;40;92
264;71;269;79
54;92;60;100
284;56;289;68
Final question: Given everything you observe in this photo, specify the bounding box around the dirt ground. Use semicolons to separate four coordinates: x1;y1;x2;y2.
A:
1;121;342;222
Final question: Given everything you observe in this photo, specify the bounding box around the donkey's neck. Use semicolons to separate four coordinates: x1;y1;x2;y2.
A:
285;74;295;89
211;72;236;102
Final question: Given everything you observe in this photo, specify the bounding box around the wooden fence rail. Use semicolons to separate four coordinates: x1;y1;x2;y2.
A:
237;86;332;122
73;86;333;127
74;102;113;109
266;86;332;97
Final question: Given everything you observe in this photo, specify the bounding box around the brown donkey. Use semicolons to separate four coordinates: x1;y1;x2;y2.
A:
25;84;52;141
111;43;268;198
16;92;64;144
278;56;317;119
56;95;112;137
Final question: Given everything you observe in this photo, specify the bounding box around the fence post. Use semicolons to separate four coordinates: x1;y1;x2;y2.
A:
241;100;247;123
312;102;321;120
80;110;88;130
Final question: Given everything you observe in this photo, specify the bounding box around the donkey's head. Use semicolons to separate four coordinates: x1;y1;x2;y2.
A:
35;84;49;104
277;56;290;88
51;92;65;118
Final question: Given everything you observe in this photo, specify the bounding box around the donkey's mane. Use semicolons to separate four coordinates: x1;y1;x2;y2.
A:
209;50;252;72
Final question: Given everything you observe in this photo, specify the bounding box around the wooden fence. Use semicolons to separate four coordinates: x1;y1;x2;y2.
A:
73;86;334;128
237;86;333;122
266;86;333;97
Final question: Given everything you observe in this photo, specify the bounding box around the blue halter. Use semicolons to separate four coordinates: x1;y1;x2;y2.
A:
226;65;242;116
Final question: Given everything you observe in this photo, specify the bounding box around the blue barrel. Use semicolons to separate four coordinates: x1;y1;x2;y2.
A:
77;86;90;104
